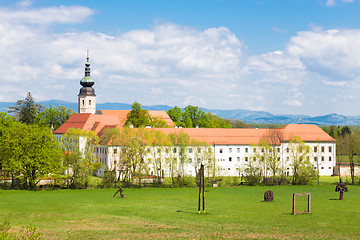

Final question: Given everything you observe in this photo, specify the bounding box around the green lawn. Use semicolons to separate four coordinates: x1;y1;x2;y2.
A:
0;184;359;239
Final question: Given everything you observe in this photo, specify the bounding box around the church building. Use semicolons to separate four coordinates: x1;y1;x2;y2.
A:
54;56;336;178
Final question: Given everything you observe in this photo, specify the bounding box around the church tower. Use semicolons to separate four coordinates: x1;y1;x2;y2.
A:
78;52;96;114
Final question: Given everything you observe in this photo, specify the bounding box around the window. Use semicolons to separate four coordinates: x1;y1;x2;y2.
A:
253;148;256;153
277;157;280;161
157;148;161;153
329;146;332;152
228;168;230;170
189;148;192;153
314;167;317;169
173;148;177;153
321;167;324;169
329;167;331;169
82;99;85;105
237;148;240;153
197;148;201;153
329;157;332;162
114;148;117;154
229;148;232;153
89;100;91;105
237;157;240;162
245;148;248;153
287;157;289;162
277;148;280;153
208;148;212;153
261;148;265;153
314;157;318;162
245;157;248;162
220;148;223;153
229;157;232;162
322;156;325;161
189;158;192;163
321;146;325;153
314;146;317;152
253;157;256;161
286;148;289;153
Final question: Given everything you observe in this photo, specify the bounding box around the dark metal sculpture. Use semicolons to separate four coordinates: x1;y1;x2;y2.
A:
264;190;274;202
198;164;205;214
113;187;125;198
335;181;348;200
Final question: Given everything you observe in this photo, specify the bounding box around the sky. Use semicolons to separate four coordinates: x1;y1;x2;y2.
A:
1;0;360;116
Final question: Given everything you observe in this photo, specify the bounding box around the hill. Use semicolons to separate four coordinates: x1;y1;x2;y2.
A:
1;100;360;125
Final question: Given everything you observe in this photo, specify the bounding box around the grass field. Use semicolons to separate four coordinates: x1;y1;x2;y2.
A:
0;180;359;239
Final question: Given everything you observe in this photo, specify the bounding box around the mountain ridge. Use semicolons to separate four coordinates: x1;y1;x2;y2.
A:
1;100;359;126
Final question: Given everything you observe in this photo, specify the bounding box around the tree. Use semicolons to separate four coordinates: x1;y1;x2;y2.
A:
167;106;183;126
148;129;170;181
0;122;62;189
167;105;232;128
8;92;43;125
61;128;101;188
190;139;215;178
126;102;150;127
168;131;190;186
36;105;75;130
288;136;317;185
231;120;248;128
338;133;360;184
104;127;150;187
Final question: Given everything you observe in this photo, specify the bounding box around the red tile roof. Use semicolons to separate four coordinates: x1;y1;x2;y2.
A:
54;110;175;134
55;112;334;145
280;124;335;142
100;110;176;127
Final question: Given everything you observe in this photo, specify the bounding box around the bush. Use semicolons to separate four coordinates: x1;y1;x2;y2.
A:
0;221;42;240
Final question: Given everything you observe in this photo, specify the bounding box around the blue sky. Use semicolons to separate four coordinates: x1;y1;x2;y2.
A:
1;0;360;116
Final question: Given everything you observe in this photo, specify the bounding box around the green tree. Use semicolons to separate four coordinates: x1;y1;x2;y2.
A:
168;131;190;186
167;106;183;127
8;92;43;125
126;101;150;127
167;105;232;128
338;132;360;184
288;136;317;185
61;128;101;188
105;127;150;187
231;120;248;128
36;105;75;130
341;126;352;137
0;122;62;189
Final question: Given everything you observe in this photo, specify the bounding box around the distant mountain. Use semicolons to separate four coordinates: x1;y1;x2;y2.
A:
1;100;360;126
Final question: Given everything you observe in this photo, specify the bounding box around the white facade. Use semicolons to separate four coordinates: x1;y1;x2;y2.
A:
95;141;336;177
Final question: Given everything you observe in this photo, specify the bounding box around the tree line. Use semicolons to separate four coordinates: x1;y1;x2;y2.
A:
101;127;214;188
0;92;76;189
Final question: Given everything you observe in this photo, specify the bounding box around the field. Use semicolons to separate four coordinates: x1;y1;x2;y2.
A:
0;180;359;239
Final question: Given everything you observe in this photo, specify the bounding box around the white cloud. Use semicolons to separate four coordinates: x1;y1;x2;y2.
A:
282;99;302;107
326;0;354;6
2;4;360;116
17;0;34;8
326;0;336;6
0;5;94;25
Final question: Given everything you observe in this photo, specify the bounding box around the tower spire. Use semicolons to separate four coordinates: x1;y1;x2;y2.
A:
78;51;96;114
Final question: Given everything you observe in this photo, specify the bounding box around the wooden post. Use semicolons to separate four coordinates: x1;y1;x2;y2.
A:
292;193;311;215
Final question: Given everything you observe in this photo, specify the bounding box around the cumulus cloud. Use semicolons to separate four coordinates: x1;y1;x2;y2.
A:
2;3;360;116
